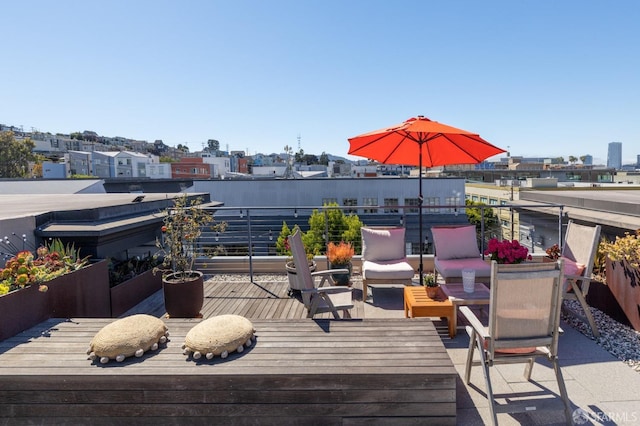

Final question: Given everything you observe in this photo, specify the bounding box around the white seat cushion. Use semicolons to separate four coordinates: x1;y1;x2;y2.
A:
435;257;491;279
362;259;414;280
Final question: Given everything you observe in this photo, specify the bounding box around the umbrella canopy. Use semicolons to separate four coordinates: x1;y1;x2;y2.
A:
348;116;506;281
347;116;504;168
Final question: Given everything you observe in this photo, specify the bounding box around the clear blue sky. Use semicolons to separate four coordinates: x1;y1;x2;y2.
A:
2;1;639;164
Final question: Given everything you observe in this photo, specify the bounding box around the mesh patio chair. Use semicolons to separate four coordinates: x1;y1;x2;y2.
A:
460;260;572;425
289;229;354;319
560;220;602;337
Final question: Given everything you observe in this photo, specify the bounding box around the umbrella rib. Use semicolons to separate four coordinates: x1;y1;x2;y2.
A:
350;131;416;164
424;133;495;163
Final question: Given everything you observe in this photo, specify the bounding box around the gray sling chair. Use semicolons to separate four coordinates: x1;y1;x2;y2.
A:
560;220;602;337
460;260;572;425
288;229;354;319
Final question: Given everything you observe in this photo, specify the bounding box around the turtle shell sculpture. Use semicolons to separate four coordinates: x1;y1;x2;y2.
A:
183;314;255;360
87;314;169;364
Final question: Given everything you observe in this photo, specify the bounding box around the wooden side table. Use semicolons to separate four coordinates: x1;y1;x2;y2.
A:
404;286;455;338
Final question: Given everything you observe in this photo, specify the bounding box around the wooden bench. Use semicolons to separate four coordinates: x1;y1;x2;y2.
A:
0;317;457;424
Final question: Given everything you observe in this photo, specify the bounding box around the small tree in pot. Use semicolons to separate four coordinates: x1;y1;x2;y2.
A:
154;194;226;317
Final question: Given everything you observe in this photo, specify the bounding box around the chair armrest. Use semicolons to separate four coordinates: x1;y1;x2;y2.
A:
302;286;352;295
311;269;350;287
565;274;596;283
311;269;349;276
460;306;489;340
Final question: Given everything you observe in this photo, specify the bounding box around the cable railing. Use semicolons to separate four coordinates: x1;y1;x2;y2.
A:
196;202;565;281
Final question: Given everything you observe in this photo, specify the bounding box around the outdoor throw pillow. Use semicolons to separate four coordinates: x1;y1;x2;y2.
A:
361;227;405;262
432;225;481;260
183;314;255;360
561;256;585;292
87;314;169;364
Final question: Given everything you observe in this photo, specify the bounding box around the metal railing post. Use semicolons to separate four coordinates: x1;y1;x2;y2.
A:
247;209;253;282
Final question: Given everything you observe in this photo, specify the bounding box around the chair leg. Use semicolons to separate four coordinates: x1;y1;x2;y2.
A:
524;357;535;381
464;328;477;384
307;295;321;318
551;357;573;424
574;288;600;337
478;346;498;426
342;309;351;319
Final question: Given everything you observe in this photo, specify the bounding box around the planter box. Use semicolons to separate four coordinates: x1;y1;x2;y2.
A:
0;283;51;342
110;269;162;317
586;279;631;327
605;258;640;331
0;260;110;342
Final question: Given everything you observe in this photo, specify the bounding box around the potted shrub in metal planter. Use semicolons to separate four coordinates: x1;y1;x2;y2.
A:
154;195;226;318
327;241;354;286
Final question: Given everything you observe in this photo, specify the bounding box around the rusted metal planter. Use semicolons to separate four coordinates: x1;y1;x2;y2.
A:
605;258;640;331
0;260;110;342
110;269;162;317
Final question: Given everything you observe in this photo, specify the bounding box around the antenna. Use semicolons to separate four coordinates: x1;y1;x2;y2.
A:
297;133;301;151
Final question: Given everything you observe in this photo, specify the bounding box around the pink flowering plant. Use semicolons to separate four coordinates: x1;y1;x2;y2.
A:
484;238;532;264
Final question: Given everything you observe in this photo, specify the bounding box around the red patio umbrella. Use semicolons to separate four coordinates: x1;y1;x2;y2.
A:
348;115;506;281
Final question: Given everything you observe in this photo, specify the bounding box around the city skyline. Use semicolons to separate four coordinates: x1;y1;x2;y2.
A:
2;1;639;164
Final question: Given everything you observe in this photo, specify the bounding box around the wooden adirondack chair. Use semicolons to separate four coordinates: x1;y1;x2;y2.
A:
289;230;354;319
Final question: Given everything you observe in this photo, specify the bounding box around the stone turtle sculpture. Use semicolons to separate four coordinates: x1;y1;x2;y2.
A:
183;314;255;360
87;314;169;364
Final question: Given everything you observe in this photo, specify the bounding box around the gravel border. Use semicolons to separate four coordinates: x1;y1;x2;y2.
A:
562;300;640;372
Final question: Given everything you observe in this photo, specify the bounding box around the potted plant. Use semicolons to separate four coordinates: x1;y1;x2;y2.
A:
545;244;561;262
484;238;532;264
327;241;354;285
423;272;439;298
154;194;226;318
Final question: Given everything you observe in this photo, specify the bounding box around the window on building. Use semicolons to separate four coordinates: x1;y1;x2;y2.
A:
489;198;498;205
405;198;419;214
480;196;488;204
472;195;479;201
444;196;457;214
425;197;439;213
363;197;378;214
343;198;357;214
384;198;399;213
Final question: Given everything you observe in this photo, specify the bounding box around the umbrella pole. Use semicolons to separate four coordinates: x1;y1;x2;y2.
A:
418;142;423;285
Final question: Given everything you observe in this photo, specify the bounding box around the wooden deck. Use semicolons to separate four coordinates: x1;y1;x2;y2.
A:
0;275;457;424
123;274;375;320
